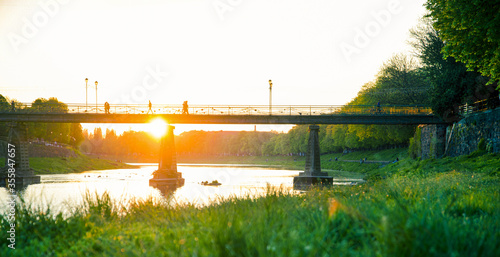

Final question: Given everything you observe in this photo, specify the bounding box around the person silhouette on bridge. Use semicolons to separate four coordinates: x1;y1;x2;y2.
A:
377;101;381;114
147;100;153;114
182;101;189;115
104;102;110;114
11;100;15;112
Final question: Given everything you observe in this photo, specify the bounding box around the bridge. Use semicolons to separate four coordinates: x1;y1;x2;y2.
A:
0;103;442;124
0;103;445;190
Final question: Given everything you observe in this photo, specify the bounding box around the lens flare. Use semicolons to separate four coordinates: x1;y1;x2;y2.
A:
148;118;167;138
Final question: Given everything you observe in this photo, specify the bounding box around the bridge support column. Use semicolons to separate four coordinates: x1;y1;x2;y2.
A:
149;125;185;190
420;124;448;159
293;125;332;188
1;123;40;187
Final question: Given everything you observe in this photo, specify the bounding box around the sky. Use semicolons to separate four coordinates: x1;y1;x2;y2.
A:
0;0;428;135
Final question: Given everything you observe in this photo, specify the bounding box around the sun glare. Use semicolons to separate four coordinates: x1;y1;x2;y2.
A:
148;118;168;138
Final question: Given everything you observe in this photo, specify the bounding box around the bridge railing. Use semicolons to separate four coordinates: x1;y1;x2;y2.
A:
1;103;433;116
458;96;500;116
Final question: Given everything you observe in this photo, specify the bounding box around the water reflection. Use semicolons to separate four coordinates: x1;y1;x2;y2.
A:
153;184;180;197
0;164;300;215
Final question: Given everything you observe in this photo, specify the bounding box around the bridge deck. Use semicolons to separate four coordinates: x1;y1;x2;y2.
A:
0;104;444;124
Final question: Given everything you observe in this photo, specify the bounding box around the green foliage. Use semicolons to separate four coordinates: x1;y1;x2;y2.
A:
30;97;68;113
81;129;159;160
176;130;276;156
259;59;425;155
409;138;417;159
69;123;84;147
26;155;134;174
0;94;9;111
381;151;500;178
409;17;495;120
179;148;407;177
0;95;12;137
364;54;431;105
26;97;75;144
408;127;422;159
426;0;500;88
478;138;487;151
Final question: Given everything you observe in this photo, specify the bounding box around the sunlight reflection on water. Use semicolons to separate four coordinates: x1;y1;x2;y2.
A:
0;164;301;215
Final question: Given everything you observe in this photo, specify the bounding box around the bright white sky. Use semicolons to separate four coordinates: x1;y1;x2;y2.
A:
0;0;428;135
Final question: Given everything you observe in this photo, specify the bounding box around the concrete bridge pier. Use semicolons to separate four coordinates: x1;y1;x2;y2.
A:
293;125;333;188
149;125;185;189
0;122;41;187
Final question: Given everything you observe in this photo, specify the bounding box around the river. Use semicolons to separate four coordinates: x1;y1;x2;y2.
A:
0;164;363;215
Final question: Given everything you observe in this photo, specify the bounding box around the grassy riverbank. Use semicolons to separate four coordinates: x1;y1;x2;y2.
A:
0;154;136;175
29;155;136;174
1;151;499;256
179;148;407;176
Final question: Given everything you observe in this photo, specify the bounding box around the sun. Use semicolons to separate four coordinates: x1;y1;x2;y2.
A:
148;118;168;138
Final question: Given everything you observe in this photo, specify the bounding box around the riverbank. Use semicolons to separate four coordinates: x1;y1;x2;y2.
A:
30;155;137;174
92;148;404;180
2;147;399;176
178;148;406;177
2;150;498;256
0;154;136;175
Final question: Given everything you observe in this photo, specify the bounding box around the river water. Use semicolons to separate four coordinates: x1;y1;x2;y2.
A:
0;164;363;215
0;164;303;214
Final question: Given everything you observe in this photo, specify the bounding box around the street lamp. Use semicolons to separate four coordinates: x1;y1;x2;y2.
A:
85;78;88;111
269;79;273;115
95;81;98;113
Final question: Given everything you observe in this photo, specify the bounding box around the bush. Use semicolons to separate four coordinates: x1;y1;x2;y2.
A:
478;138;486;151
408;127;421;159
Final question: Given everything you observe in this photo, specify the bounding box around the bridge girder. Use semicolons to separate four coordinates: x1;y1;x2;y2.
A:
0;113;446;125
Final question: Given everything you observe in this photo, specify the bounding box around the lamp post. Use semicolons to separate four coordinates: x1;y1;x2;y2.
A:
269;79;273;115
95;81;98;113
85;78;88;111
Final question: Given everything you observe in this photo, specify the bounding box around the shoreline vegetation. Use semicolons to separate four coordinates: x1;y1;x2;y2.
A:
0;153;136;175
4;146;405;176
29;155;138;174
1;150;498;256
1;147;401;176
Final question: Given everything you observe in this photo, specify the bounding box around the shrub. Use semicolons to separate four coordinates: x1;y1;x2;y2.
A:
478;138;486;151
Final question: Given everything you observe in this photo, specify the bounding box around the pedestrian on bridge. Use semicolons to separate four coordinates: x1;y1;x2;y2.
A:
11;100;15;112
104;102;110;114
147;100;153;114
182;101;189;115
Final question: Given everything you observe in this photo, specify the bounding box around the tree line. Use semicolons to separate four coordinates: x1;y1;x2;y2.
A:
0;96;84;147
261;14;498;155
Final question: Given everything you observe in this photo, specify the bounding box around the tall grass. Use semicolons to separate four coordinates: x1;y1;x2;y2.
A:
1;153;499;256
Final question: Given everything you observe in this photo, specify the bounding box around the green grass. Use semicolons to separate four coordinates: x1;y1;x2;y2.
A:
367;150;500;180
178;148;407;177
1;155;136;175
1;151;499;256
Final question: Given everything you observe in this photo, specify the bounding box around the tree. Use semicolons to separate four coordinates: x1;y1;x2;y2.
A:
31;97;68;113
425;0;500;88
69;123;84;147
27;98;72;143
0;94;9;111
409;17;495;121
368;53;430;105
0;95;10;137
